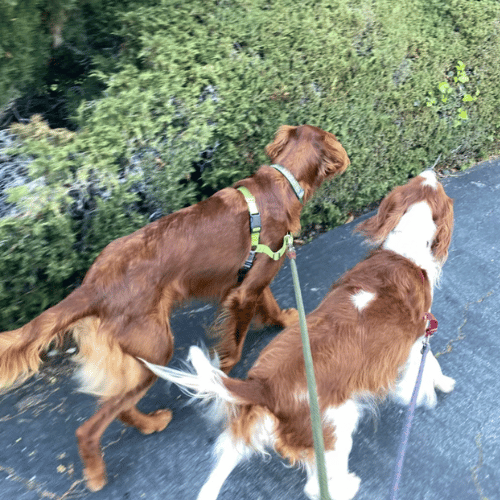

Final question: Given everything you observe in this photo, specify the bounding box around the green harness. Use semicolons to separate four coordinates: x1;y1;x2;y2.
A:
236;164;302;282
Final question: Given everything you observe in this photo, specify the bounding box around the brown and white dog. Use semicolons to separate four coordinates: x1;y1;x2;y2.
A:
143;170;455;500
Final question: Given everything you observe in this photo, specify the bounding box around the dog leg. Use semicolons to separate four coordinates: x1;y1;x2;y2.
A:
196;431;252;500
425;350;456;395
254;286;299;327
393;338;455;409
305;400;361;500
76;374;156;491
216;288;260;374
218;260;288;373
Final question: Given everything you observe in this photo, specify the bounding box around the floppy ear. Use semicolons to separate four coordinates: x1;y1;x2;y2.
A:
355;185;413;244
320;133;350;178
265;125;297;160
431;190;454;263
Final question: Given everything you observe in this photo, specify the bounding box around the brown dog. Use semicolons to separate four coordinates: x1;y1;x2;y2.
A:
0;124;349;491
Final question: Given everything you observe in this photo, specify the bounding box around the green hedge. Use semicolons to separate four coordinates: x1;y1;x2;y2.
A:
1;0;500;329
0;0;50;110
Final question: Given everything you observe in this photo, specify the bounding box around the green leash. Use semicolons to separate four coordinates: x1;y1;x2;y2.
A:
287;240;331;500
238;177;330;498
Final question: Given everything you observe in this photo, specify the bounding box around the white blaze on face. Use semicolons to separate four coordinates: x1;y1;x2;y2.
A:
383;200;441;289
384;201;436;252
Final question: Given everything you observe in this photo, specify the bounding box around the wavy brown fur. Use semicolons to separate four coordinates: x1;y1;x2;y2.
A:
222;250;434;460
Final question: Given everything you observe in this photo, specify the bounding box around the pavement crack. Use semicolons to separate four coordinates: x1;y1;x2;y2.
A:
470;433;490;500
56;479;86;500
102;428;127;452
435;290;494;358
0;463;86;500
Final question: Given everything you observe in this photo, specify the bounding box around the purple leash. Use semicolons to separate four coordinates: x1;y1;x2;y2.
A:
390;313;438;500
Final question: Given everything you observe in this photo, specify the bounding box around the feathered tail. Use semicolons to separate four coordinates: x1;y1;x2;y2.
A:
0;285;96;392
141;347;238;402
140;346;269;425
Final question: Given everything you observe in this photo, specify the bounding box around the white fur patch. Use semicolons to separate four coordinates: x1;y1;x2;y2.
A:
351;290;376;312
383;201;441;289
419;170;438;189
197;431;253;500
294;391;310;404
303;400;361;500
249;414;277;453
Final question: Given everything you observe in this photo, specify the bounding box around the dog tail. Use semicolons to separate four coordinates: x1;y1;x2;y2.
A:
140;346;269;423
0;285;96;392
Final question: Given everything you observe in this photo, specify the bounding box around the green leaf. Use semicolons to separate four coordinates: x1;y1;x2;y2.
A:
438;82;451;94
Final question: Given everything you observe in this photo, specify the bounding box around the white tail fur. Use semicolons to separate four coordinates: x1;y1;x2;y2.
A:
139;346;239;404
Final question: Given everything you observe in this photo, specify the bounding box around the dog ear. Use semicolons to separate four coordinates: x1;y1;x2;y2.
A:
431;190;454;263
320;133;350;178
265;125;297;160
355;184;413;245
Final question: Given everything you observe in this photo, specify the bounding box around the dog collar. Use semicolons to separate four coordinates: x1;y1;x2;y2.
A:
270;164;304;203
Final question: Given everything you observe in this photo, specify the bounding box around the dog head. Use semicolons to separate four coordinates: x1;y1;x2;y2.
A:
265;125;350;199
356;170;454;264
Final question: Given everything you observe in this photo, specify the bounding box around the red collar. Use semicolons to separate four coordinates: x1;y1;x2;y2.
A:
423;312;438;337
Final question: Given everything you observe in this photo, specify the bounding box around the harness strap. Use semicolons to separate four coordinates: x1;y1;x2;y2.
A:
237;186;292;282
270;164;305;203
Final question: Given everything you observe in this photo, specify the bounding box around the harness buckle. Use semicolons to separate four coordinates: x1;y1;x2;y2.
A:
249;213;261;233
237;250;256;283
243;250;256;269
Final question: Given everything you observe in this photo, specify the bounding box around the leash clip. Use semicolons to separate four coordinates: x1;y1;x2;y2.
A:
286;234;296;260
422;312;438;353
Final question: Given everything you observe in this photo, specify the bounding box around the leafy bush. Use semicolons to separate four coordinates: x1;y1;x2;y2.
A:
111;0;500;219
1;0;500;329
0;0;51;111
0;121;146;329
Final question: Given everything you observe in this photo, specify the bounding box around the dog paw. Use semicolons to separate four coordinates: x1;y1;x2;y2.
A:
435;374;456;394
305;472;360;500
84;467;107;492
420;389;438;410
140;409;173;434
280;308;299;326
329;473;361;500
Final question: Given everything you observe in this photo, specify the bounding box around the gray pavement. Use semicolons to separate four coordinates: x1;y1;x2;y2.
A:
1;159;499;500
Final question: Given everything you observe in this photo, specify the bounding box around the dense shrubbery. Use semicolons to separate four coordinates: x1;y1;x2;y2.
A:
1;0;500;329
